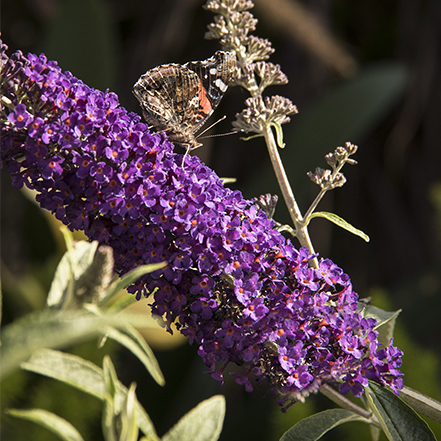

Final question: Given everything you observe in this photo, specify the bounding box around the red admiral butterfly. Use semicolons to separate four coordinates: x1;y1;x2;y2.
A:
133;51;236;151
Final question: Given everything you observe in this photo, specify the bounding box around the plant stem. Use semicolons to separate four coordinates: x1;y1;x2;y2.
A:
303;188;327;222
263;124;318;267
319;384;379;426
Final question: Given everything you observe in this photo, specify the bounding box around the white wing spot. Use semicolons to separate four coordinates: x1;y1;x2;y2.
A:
215;78;228;92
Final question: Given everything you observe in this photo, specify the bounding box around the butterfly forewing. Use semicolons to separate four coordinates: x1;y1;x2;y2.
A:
184;51;236;129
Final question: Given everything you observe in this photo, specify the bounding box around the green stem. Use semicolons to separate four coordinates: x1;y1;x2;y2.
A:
319;384;380;426
263;124;318;267
303;188;327;222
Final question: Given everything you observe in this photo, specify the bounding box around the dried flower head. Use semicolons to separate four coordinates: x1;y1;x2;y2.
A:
308;143;358;190
233;95;298;134
204;0;295;139
252;193;279;219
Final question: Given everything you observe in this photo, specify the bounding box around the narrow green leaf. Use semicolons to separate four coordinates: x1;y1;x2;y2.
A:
366;382;436;441
399;386;441;425
120;382;139;441
0;309;151;380
106;294;139;313
310;212;370;242
21;349;160;441
104;326;165;386
240;133;264;142
102;391;118;441
360;305;401;346
69;240;99;279
219;177;237;185
270;121;286;148
45;247;76;310
103;355;119;400
280;409;369;441
100;262;167;305
102;356;120;441
46;240;99;309
162;395;226;441
6;407;84;441
369;424;382;441
60;226;75;252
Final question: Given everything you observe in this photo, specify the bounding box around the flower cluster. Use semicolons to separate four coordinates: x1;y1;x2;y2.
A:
204;0;298;136
0;41;404;407
307;143;358;190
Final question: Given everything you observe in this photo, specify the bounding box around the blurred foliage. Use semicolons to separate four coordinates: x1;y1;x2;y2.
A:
1;0;441;440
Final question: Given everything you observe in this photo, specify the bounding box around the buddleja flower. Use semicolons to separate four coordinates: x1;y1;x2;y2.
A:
0;41;404;409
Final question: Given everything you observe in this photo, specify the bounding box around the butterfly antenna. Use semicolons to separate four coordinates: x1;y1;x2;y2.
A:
198;129;239;140
197;115;239;141
197;115;227;138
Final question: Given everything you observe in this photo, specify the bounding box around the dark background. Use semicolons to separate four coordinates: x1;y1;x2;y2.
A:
1;0;441;440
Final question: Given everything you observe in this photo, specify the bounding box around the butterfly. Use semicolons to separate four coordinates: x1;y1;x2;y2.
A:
133;51;236;151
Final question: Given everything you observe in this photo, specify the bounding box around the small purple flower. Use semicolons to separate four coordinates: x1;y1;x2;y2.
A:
339;372;368;397
340;333;364;359
7;103;30;128
316;258;344;285
287;365;314;390
243;297;269;321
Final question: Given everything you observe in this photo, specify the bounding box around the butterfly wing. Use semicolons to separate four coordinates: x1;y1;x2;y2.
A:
183;51;236;135
133;51;236;147
133;64;200;141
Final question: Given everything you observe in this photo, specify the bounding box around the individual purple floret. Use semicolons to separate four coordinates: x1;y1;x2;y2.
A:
0;41;404;407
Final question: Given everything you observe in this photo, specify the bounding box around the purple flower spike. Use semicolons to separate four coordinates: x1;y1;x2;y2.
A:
0;40;404;406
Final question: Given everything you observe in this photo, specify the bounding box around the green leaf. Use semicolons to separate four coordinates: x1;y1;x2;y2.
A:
369;424;382;441
241;133;264;142
399;386;441;425
310;211;370;242
60;226;75;252
365;382;437;441
0;309;150;379
103;355;119;401
102;391;118;441
102;356;120;441
360;305;401;346
21;349;160;441
120;382;139;441
103;325;165;386
270;121;286;148
162;395;226;441
106;294;139;313
279;408;369;441
99;262;167;306
6;407;85;441
220;177;237;185
46;240;99;309
47;238;166;309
